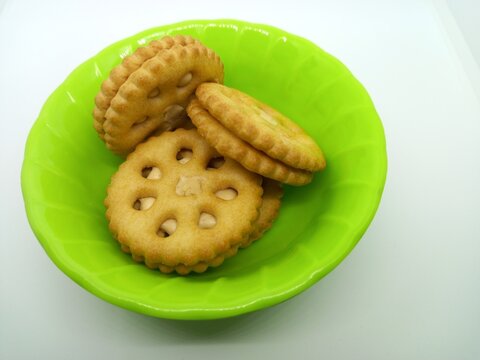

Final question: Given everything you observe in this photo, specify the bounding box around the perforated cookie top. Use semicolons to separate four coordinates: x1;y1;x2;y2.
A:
105;129;263;268
196;83;326;172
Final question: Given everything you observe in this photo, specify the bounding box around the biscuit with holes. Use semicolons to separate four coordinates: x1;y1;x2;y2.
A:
241;179;283;248
187;98;313;185
94;35;200;140
100;42;223;155
105;129;263;275
195;83;326;171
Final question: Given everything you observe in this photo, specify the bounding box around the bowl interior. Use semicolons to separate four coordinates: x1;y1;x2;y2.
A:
22;20;387;319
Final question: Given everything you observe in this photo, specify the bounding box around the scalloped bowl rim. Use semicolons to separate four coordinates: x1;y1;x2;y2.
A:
21;19;387;320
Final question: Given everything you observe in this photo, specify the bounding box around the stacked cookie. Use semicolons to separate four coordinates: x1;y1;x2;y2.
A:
94;35;223;155
94;35;325;275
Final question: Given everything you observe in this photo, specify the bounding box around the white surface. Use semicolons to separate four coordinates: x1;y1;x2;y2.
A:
447;0;480;67
1;0;480;359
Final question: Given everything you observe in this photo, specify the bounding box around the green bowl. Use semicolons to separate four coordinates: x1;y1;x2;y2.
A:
21;19;387;320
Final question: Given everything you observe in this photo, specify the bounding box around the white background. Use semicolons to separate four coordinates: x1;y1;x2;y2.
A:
1;0;479;359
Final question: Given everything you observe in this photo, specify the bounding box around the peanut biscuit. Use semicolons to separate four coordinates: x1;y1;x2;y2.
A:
187;98;313;185
99;42;223;155
105;129;263;275
94;35;200;139
195;83;326;171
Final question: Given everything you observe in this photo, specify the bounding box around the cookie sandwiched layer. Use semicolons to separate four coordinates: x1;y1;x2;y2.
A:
241;179;283;248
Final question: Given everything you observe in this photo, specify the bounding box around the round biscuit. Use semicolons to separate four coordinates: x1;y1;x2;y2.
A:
94;35;200;140
195;83;326;172
103;44;223;155
187;98;313;185
105;129;263;275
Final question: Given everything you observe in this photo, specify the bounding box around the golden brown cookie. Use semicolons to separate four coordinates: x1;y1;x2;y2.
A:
187;98;313;185
94;35;200;140
97;41;223;155
195;83;326;171
241;179;283;248
105;129;263;275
